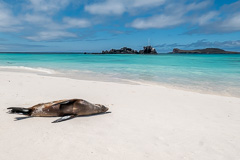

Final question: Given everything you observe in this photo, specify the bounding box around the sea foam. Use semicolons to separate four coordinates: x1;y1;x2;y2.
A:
0;66;57;74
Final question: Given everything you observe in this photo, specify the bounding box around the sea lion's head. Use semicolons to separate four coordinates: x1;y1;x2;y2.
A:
95;104;109;113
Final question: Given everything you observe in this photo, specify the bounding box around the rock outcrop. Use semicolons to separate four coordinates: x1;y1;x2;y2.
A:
102;47;138;54
139;46;157;54
172;48;240;54
101;46;157;54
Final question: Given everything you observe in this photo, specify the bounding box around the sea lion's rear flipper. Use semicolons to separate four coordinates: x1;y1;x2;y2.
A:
7;107;31;115
52;115;76;123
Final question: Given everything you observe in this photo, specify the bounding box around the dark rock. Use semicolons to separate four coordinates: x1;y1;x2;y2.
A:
139;46;157;54
101;47;139;54
100;46;157;54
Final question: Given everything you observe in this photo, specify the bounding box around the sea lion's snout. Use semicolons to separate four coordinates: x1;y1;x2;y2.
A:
95;104;109;113
103;106;109;112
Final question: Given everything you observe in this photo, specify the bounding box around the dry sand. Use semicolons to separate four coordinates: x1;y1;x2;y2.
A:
0;71;240;160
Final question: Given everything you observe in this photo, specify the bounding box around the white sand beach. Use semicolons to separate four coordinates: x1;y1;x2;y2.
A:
0;71;240;160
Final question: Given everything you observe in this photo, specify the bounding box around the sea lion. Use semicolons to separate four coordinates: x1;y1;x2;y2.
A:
7;99;109;123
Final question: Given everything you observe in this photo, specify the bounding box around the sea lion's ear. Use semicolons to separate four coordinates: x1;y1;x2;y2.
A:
52;115;76;123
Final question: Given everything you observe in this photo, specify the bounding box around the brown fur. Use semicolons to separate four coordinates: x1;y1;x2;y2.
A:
30;99;108;117
8;99;109;122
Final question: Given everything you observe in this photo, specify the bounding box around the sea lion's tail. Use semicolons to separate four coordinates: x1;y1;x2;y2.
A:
7;107;31;115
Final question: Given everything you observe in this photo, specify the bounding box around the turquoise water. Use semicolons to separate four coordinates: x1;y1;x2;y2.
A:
0;53;240;97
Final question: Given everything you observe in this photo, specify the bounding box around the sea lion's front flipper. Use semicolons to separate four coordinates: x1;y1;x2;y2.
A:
52;115;76;123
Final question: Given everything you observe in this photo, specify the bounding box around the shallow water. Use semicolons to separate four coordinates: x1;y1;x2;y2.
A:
0;53;239;97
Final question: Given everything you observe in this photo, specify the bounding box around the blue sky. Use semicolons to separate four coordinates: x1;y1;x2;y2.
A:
0;0;240;52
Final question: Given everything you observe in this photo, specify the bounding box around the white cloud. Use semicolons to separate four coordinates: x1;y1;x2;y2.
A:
129;1;211;29
24;14;52;24
1;0;240;42
219;13;240;31
131;0;165;8
63;17;91;28
85;1;125;15
23;14;64;31
19;4;91;41
130;14;184;29
185;1;211;12
22;16;91;41
0;1;20;31
188;1;240;34
19;0;92;41
197;11;219;26
26;31;77;41
27;0;69;14
85;0;165;15
164;1;210;15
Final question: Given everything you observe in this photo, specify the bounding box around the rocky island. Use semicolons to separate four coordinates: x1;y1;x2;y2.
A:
85;47;240;54
172;48;240;54
100;46;157;54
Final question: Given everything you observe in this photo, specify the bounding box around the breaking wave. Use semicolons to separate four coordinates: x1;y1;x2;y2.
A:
0;66;57;74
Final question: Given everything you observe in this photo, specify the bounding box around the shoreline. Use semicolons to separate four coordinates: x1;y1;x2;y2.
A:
0;66;239;98
1;71;240;160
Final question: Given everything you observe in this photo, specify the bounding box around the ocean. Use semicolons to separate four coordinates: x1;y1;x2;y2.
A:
0;53;239;97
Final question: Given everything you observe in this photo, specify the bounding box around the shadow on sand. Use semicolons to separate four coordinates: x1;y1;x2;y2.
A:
14;111;112;122
14;116;33;121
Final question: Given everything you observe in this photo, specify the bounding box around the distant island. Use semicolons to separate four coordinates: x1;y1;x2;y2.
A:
171;48;240;54
86;46;157;55
86;47;240;55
